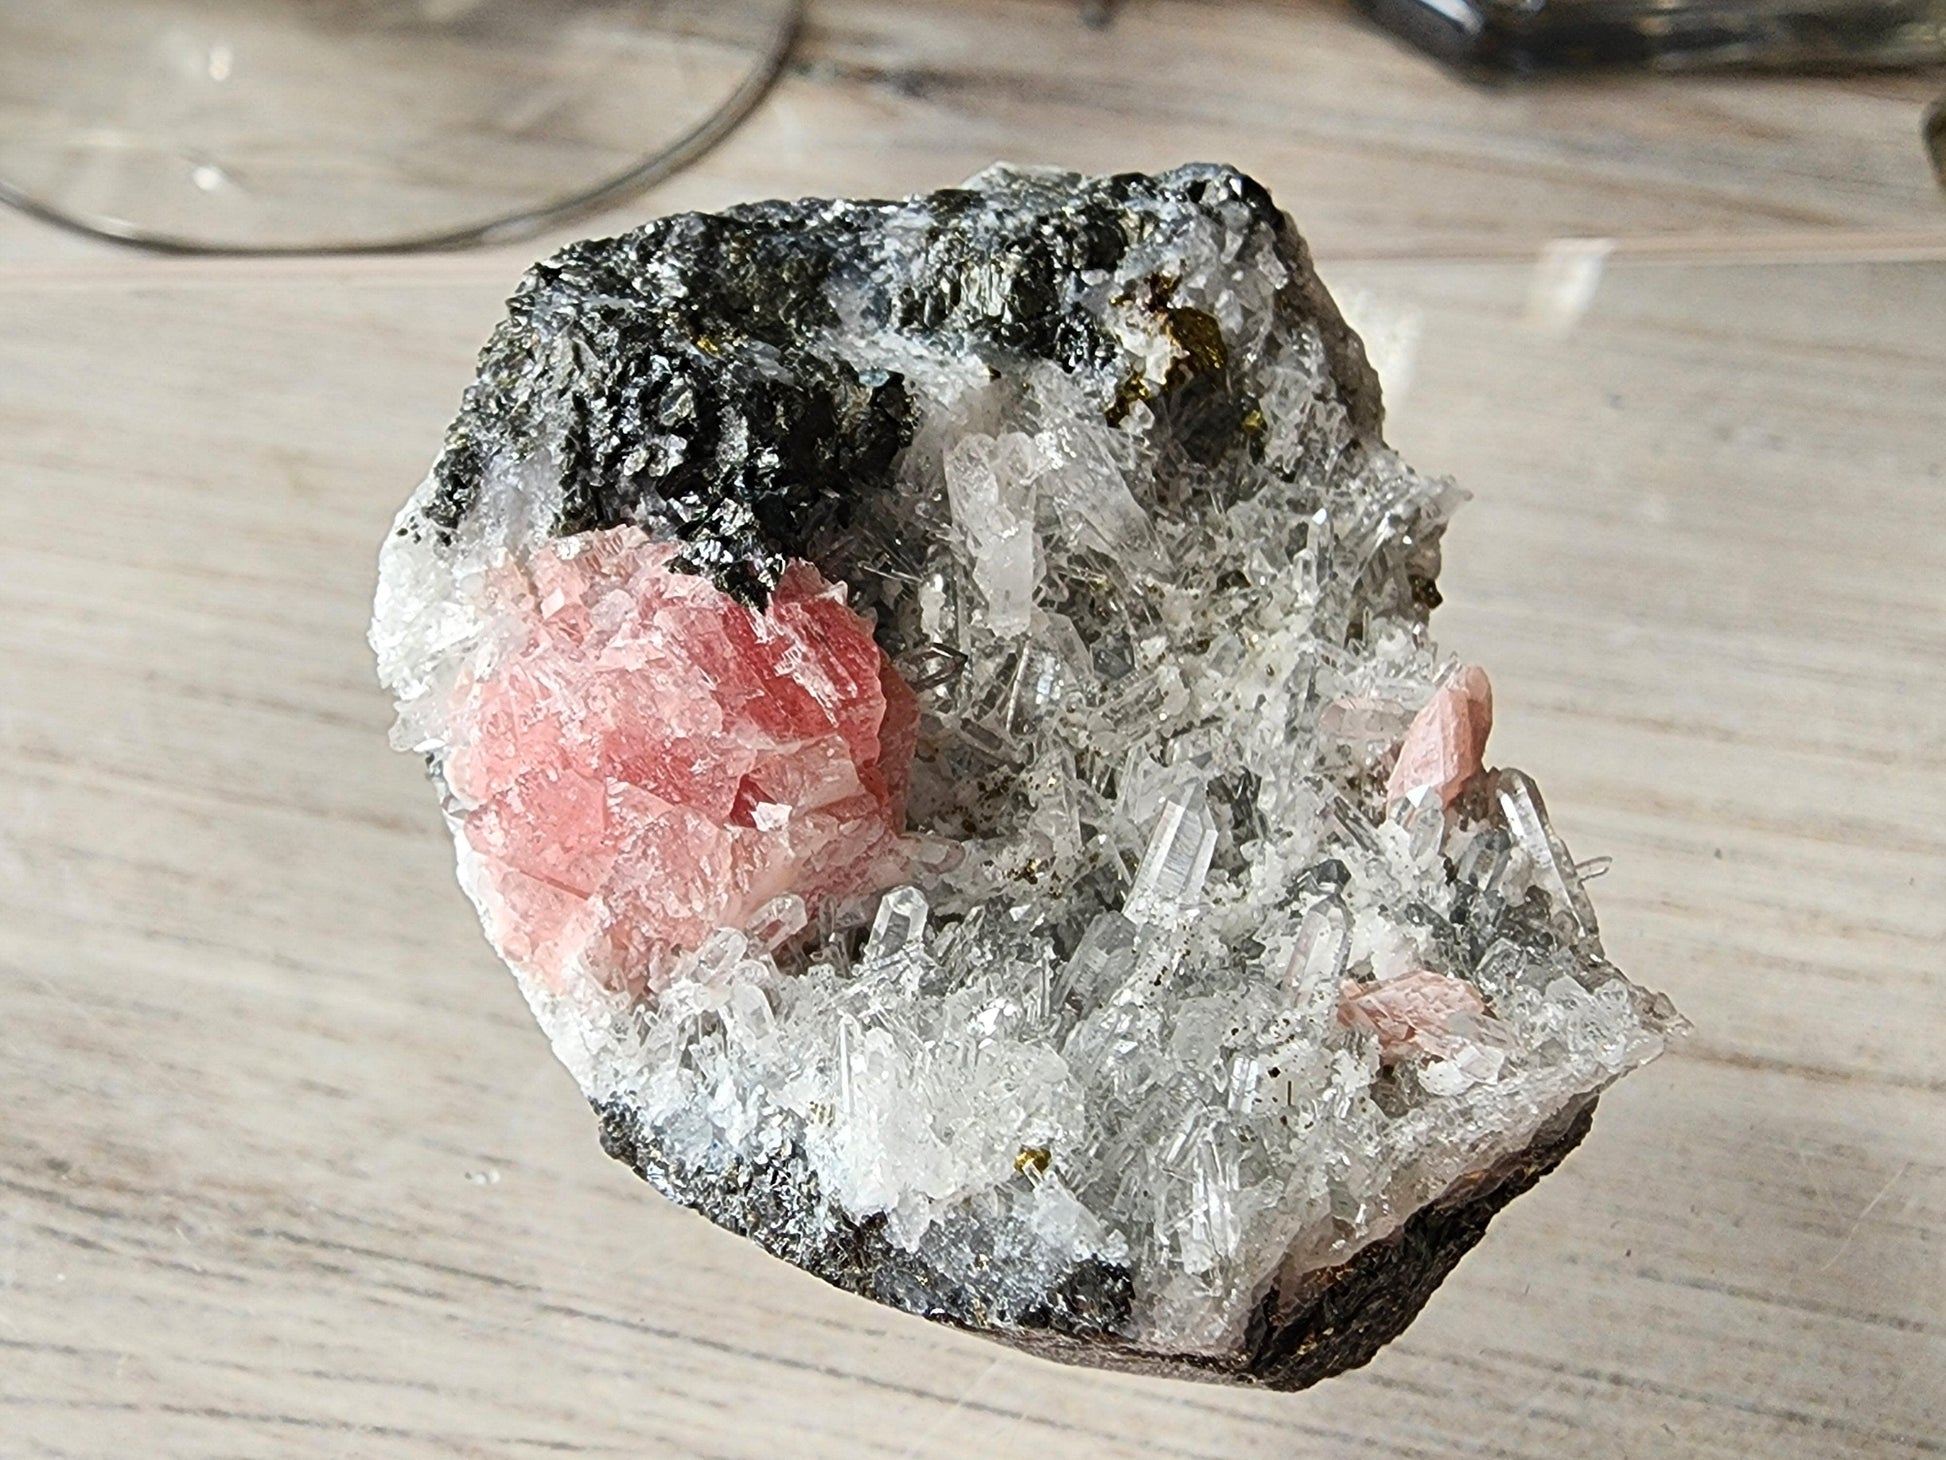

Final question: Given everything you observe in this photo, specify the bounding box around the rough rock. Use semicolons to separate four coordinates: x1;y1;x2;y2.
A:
372;163;1682;1389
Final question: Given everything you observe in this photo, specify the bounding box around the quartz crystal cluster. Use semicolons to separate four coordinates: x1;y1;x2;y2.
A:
372;164;1682;1389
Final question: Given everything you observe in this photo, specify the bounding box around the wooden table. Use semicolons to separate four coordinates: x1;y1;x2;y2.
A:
3;3;1942;1455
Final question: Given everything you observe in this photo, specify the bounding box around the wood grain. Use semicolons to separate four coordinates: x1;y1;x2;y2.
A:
1;2;1943;1455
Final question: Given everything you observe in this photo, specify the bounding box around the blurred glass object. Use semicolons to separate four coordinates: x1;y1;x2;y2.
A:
1353;0;1946;73
1928;94;1946;185
0;0;800;253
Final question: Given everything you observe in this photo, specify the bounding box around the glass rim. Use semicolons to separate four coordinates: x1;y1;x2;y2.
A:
0;0;803;257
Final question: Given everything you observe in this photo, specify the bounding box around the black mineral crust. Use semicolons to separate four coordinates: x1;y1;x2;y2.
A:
423;165;1377;608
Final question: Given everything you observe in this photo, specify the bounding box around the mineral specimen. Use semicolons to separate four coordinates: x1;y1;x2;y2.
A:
371;163;1682;1389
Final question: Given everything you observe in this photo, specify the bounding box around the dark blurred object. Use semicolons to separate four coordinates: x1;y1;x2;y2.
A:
1928;94;1946;184
0;0;799;254
1354;0;1946;73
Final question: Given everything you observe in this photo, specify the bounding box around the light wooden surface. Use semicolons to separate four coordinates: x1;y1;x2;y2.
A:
2;3;1943;1456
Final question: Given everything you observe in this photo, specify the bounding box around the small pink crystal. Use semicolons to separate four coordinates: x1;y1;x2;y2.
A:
1385;665;1493;808
447;528;921;994
1337;970;1488;1065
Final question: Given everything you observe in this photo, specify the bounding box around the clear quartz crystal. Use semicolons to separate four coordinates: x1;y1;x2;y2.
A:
372;163;1684;1364
1123;792;1220;927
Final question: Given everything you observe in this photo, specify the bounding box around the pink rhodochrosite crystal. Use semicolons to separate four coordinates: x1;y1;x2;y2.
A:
1386;664;1494;808
445;527;920;993
1339;971;1491;1065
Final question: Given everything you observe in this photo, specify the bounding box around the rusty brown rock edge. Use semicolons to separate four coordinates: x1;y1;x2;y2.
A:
594;1093;1596;1391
